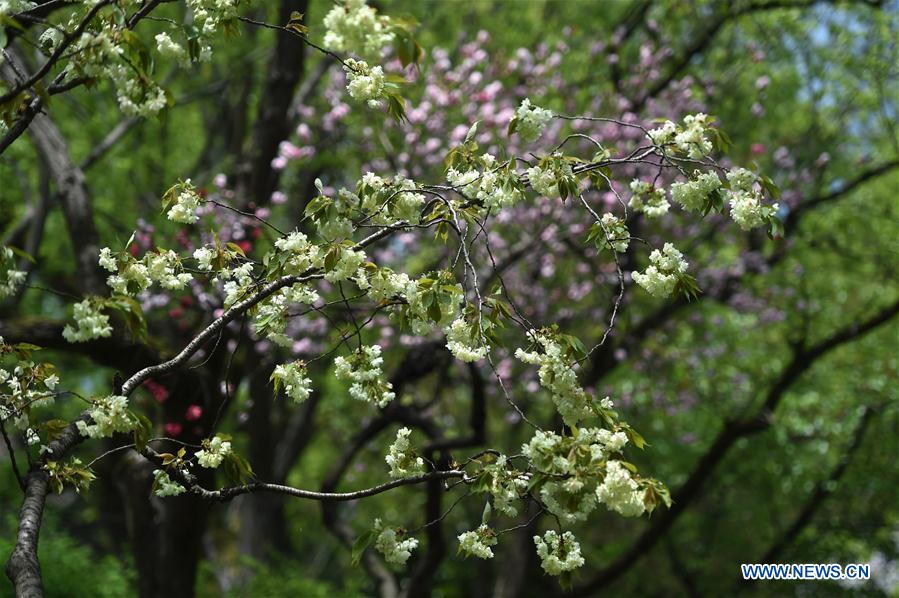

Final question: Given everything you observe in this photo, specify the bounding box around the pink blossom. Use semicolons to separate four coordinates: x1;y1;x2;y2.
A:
185;405;203;421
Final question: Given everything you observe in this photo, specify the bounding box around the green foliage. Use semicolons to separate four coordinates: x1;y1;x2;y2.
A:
0;525;134;598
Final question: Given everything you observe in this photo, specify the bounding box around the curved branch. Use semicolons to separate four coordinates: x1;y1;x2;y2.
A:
187;470;467;503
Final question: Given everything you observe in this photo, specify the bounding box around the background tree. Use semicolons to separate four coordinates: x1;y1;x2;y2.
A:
2;1;898;597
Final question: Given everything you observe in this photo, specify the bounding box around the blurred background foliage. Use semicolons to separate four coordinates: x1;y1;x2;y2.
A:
2;0;899;596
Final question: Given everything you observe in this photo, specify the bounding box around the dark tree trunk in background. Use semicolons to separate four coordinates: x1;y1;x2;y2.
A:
235;0;310;207
237;365;294;561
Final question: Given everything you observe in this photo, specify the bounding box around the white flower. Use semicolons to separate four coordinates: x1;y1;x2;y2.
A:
628;180;670;218
153;469;186;497
155;32;186;63
324;248;366;283
271;361;313;403
98;247;118;272
1;246;27;299
527;158;574;199
632;243;689;298
514;98;553;142
43;374;59;391
447;155;522;211
725;168;771;230
385;427;426;478
596;213;629;253
674;113;713;158
193;246;216;271
533;530;585;576
146;250;192;290
334;345;395;407
445;317;488;362
596;460;646;517
373;519;418;567
344;58;386;108
76;395;134;439
514;331;591;427
167;180;202;224
648;120;676;145
670;172;722;212
195;435;232;469
458;525;497;559
482;455;529;516
729;192;766;230
25;428;40;446
62;300;113;343
322;0;395;61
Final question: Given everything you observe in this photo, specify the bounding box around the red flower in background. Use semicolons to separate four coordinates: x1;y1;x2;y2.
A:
185;405;203;421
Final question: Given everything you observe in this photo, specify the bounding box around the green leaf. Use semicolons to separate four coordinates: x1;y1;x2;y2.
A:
226;242;246;258
132;413;153;453
464;120;480;144
8;245;36;264
285;11;309;35
481;501;492;525
351;529;377;566
507;116;518;136
386;93;408;123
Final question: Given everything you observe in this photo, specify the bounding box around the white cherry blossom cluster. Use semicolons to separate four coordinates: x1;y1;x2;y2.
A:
478;455;530;517
447;153;523;211
153;469;186;497
334;344;395;407
526;154;575;199
220;261;256;307
521;426;633;525
648;113;714;157
628;180;670;218
515;331;591;427
1;246;26;299
322;0;395;61
596;212;630;253
273;230;323;274
0;351;60;435
357;173;426;224
57;15;170;119
356;266;411;303
324;247;366;283
401;275;463;335
647;120;677;145
193;246;215;271
385;427;426;478
343;59;386;108
533;530;585;576
670;172;722;212
100;247;192;295
155;32;188;65
458;525;497;559
632;243;689;298
513;98;553;143
62;299;112;343
271;361;313;403
254;284;320;347
0;1;37;18
726;167;778;230
195;435;232;469
674;113;714;158
444;316;488;363
373;519;418;567
596;460;646;517
76;395;134;439
166;180;203;224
